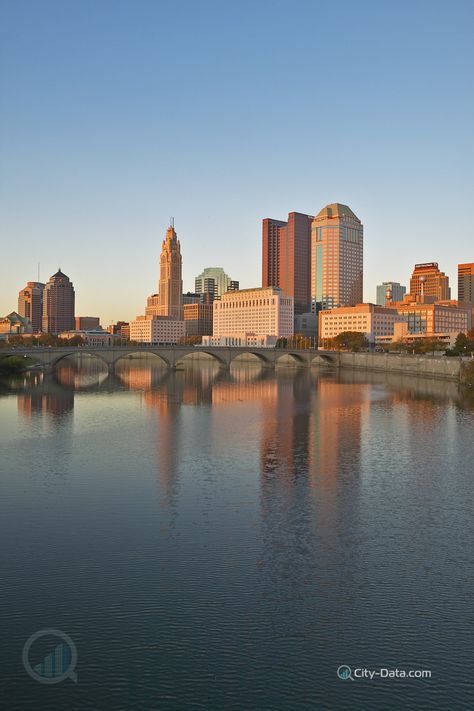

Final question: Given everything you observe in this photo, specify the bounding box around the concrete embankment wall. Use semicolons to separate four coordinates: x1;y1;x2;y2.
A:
338;352;462;381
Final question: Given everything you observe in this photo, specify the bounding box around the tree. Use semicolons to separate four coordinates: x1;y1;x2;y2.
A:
332;331;369;352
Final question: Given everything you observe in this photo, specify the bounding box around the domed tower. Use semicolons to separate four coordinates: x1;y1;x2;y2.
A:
42;269;75;334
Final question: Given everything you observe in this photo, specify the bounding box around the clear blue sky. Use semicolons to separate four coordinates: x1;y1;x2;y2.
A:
1;0;473;324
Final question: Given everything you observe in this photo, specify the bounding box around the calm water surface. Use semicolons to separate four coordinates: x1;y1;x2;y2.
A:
1;357;473;711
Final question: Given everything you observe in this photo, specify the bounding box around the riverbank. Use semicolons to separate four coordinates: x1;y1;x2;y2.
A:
338;351;464;381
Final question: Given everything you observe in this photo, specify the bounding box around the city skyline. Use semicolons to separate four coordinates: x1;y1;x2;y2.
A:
1;1;473;324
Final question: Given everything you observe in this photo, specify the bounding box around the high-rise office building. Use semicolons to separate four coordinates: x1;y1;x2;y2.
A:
41;269;75;334
458;263;474;307
18;281;44;332
262;218;286;288
409;263;450;301
376;281;406;306
194;268;239;299
310;203;363;311
262;212;313;314
145;224;183;319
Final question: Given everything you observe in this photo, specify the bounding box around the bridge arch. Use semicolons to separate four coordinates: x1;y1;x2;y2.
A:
113;350;171;368
310;352;337;365
275;351;307;365
50;350;111;370
176;349;228;366
229;350;272;366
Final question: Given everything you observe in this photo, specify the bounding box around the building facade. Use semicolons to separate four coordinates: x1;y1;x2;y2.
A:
376;281;406;306
212;286;293;339
458;263;474;307
0;312;33;336
393;301;470;336
194;268;239;299
408;263;450;301
262;212;313;314
202;334;277;348
42;269;75;334
311;203;363;312
319;303;401;345
146;225;183;320
184;302;213;336
129;316;185;344
18;281;44;333
75;316;100;331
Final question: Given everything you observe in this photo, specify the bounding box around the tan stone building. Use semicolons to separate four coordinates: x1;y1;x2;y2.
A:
319;304;402;345
130;316;185;344
212;286;293;340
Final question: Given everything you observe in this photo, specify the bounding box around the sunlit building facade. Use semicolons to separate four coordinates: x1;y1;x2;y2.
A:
212;286;293;339
319;304;402;345
409;263;450;301
458;263;474;307
311;203;363;312
42;269;75;334
18;281;44;333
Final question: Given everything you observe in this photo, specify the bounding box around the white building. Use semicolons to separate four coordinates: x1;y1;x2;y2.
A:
130;316;185;344
201;333;277;348
212;287;293;340
319;303;403;345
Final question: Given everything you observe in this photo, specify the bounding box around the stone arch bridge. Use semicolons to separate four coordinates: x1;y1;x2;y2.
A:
5;345;339;373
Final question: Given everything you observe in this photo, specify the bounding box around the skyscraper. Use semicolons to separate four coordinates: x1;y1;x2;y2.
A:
146;224;183;319
18;281;44;332
262;212;313;314
262;218;286;289
376;281;406;306
409;263;450;302
458;263;474;307
194;267;239;299
310;203;363;311
41;270;75;334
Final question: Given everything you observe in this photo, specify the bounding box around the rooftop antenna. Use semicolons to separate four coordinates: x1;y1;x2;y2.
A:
37;262;40;282
170;216;174;228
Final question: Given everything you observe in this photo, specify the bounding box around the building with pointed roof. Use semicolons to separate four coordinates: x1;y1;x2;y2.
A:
42;269;75;334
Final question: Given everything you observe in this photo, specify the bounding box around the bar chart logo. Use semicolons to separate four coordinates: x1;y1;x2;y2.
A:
22;629;78;684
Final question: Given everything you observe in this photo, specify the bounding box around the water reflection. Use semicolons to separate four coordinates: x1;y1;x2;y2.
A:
1;360;474;710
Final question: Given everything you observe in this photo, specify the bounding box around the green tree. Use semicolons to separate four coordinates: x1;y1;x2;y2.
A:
332;331;369;352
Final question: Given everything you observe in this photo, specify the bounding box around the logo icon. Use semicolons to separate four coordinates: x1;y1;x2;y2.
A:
337;664;354;681
22;629;78;684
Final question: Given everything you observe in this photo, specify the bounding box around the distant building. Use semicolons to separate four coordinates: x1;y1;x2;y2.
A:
408;263;450;301
262;212;313;314
0;312;33;336
107;321;130;339
311;203;363;312
129;316;185;344
75;316;100;331
202;334;277;348
145;224;183;320
183;292;201;305
59;330;119;346
42;269;75;334
376;282;406;306
319;303;401;345
195;268;239;299
184;302;213;336
458;263;474;307
294;312;318;340
212;286;293;340
391;300;471;336
18;281;44;333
